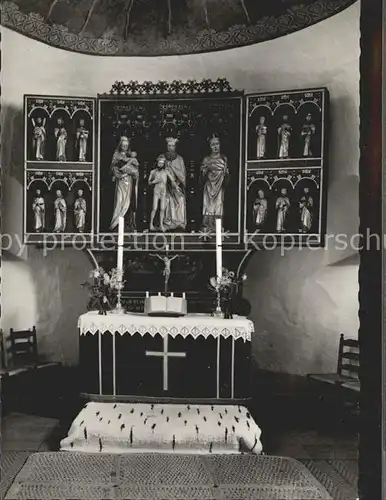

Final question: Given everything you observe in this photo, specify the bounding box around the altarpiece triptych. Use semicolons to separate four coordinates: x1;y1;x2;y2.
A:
23;81;328;249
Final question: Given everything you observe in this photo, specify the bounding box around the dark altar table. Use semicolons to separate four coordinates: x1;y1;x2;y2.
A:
79;312;253;402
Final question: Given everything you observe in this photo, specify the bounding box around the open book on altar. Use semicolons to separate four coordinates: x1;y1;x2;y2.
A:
144;294;187;317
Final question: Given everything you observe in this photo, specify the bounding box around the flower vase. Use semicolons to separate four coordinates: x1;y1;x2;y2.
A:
222;298;233;319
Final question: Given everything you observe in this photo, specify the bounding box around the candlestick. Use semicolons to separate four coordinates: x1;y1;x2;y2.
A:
111;216;125;315
215;217;222;280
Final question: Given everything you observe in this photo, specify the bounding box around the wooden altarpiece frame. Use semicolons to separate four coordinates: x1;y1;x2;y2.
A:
22;79;329;253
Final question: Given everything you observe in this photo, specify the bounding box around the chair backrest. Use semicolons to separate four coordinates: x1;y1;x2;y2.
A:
0;329;6;370
8;327;38;367
337;333;359;379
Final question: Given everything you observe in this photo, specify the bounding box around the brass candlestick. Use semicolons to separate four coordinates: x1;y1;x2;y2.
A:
212;286;223;318
110;270;125;314
113;282;125;314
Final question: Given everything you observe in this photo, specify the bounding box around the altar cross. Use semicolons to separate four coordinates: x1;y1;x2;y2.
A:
145;335;186;391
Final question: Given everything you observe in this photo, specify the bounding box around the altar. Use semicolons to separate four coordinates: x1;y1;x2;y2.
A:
79;312;253;402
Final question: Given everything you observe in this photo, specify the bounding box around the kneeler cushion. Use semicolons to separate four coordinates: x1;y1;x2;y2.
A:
60;402;262;454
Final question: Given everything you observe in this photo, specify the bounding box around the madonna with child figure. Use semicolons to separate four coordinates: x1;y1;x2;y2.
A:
110;136;139;231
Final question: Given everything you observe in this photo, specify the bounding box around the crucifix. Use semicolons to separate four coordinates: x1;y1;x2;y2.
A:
145;335;186;391
150;245;179;294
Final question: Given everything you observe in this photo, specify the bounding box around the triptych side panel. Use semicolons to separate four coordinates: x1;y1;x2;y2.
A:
23;95;97;245
243;88;329;248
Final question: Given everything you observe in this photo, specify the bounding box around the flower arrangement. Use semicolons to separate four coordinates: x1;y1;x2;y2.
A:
209;268;247;292
209;268;247;318
82;267;125;315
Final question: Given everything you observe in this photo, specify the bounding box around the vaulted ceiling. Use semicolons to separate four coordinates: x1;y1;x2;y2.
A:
1;0;356;56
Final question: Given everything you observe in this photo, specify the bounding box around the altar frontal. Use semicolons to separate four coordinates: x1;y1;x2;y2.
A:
79;312;253;401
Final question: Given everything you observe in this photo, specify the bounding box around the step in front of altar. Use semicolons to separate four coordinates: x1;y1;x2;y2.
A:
60;402;262;455
79;312;253;401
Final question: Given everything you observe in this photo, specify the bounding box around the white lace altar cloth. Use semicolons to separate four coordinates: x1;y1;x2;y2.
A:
60;402;262;455
78;312;253;341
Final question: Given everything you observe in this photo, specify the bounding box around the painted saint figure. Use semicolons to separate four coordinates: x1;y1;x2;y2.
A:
109;136;139;231
32;189;45;232
299;187;313;232
201;135;228;231
301;113;316;157
149;155;175;232
53;189;67;233
74;189;87;232
163;137;186;230
277;115;292;158
255;117;267;159
31;117;46;160
54;118;68;161
76;119;89;162
276;188;290;232
253;189;268;231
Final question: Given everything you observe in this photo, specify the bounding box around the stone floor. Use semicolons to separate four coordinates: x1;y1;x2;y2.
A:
1;413;60;452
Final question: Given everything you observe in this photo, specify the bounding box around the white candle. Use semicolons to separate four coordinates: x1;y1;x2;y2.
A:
117;247;123;274
182;293;186;299
117;217;124;273
215;217;222;280
166;244;169;252
118;217;124;246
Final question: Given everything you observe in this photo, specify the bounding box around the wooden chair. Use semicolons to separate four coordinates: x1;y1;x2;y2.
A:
307;334;359;388
8;327;39;368
6;327;61;371
307;334;360;425
0;329;6;370
2;327;62;416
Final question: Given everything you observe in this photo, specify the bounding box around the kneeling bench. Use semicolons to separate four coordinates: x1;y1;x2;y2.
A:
4;452;331;499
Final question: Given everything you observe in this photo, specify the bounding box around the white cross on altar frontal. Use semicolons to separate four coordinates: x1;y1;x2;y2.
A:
145;335;186;391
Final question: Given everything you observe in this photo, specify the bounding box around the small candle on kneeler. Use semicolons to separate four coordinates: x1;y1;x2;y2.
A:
215;217;223;280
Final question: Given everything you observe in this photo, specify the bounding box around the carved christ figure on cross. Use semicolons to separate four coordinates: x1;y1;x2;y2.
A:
151;253;179;293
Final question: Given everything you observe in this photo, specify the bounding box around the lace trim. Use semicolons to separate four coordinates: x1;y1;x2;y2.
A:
78;317;253;341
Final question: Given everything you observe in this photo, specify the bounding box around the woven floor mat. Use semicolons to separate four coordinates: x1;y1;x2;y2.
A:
300;459;358;500
1;451;31;500
5;452;332;499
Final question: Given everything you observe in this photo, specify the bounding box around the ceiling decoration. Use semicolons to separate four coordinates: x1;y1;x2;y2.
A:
1;0;356;57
